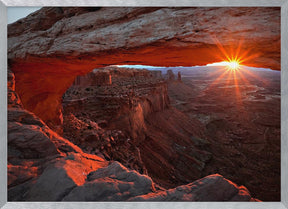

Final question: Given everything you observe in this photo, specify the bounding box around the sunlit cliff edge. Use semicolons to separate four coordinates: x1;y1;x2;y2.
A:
7;7;280;201
8;68;259;201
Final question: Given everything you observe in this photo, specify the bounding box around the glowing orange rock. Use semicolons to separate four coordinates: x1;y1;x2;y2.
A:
8;7;280;132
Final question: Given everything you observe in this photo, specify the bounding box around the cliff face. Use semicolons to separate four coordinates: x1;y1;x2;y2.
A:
8;69;258;201
8;7;280;131
61;67;216;189
73;71;111;86
7;7;279;201
62;67;170;176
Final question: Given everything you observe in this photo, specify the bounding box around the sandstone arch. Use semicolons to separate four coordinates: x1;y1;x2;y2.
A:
8;7;280;132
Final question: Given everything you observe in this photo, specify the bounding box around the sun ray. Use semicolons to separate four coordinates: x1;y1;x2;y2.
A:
240;68;270;86
208;36;261;69
204;69;231;91
234;39;244;61
236;68;253;86
204;36;268;114
222;69;234;93
211;37;232;62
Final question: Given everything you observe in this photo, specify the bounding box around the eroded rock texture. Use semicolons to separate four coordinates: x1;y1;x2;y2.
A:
6;73;249;201
130;174;257;201
8;59;257;201
7;7;279;201
8;68;259;201
8;70;108;200
8;7;280;131
62;67;211;189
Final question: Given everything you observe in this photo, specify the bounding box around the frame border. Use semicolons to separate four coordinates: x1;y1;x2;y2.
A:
1;0;287;208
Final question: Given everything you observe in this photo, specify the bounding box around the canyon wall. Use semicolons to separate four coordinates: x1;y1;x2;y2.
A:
64;67;170;138
8;7;280;132
62;67;170;174
61;67;215;189
8;69;258;201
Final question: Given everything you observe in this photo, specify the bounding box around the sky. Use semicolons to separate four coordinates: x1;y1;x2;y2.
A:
7;7;41;24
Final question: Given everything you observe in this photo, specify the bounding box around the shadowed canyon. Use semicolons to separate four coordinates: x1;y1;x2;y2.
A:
7;7;280;201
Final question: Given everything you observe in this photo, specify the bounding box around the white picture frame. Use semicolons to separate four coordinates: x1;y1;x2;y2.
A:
0;0;287;208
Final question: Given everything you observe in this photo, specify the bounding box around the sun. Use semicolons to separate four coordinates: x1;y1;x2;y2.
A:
207;36;261;72
226;60;240;71
207;60;241;71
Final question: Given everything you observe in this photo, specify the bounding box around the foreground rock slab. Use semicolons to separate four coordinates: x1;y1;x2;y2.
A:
63;161;155;201
130;174;255;201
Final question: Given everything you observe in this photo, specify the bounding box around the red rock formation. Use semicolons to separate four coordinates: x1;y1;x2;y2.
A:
149;70;162;79
8;70;108;200
61;67;169;174
73;70;112;86
61;67;215;189
8;69;259;201
177;71;182;82
130;174;257;201
166;70;176;81
8;7;280;132
8;69;22;108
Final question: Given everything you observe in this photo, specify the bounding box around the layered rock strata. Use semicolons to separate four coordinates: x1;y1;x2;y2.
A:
73;70;112;86
8;70;258;201
8;7;280;132
7;7;279;201
62;67;213;189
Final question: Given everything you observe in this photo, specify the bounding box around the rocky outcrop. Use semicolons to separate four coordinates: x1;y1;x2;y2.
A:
165;70;182;82
62;67;169;174
8;69;259;201
177;72;182;82
149;70;162;79
63;166;257;202
8;7;280;132
130;174;257;201
63;161;155;201
165;66;281;201
73;70;111;86
7;7;279;201
8;69;22;109
8;70;108;200
166;70;175;81
102;67;152;78
61;67;213;189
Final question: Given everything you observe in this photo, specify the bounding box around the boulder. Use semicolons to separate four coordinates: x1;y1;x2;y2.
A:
63;161;155;201
130;174;253;201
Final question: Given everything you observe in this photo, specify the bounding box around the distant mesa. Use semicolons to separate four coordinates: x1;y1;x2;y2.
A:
73;70;112;87
72;67;164;88
7;7;280;202
149;70;163;79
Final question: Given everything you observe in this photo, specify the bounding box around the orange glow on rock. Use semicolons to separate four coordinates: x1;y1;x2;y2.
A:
9;34;275;133
207;36;261;71
62;153;107;186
